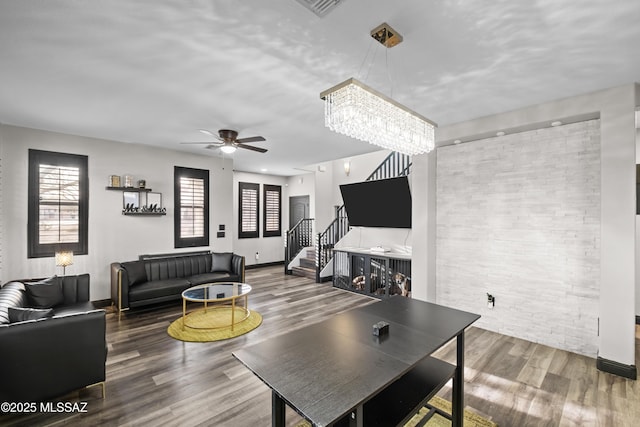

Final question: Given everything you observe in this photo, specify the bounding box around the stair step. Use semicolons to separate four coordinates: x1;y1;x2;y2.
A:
299;257;316;269
306;249;316;257
291;266;316;280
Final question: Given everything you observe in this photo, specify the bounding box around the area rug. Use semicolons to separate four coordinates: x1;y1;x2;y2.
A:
404;396;497;427
295;396;497;427
167;306;262;342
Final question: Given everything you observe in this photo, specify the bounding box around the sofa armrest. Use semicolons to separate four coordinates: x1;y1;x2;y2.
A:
231;254;245;283
0;310;107;402
110;263;130;310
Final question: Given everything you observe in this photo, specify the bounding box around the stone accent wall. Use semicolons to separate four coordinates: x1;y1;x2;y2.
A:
436;120;601;356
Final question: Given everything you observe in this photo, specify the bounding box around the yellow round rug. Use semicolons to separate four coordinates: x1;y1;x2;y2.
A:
167;306;262;342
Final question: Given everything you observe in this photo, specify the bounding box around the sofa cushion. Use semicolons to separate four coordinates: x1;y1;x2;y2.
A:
122;261;147;286
52;302;96;317
211;252;233;273
24;276;64;308
188;272;240;286
128;278;191;302
8;307;54;323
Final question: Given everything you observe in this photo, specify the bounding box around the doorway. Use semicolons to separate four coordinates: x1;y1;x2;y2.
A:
289;195;310;229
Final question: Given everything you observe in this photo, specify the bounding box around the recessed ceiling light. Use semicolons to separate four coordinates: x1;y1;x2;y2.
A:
453;139;462;144
496;131;505;137
551;121;563;127
260;168;268;172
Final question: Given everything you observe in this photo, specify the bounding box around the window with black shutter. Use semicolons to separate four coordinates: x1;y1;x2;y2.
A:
263;184;281;237
174;166;209;248
28;149;88;258
239;182;259;239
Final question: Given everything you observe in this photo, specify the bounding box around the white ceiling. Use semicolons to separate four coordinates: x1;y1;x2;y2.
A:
0;0;639;175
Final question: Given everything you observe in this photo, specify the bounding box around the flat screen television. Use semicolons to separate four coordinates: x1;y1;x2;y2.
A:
339;176;412;228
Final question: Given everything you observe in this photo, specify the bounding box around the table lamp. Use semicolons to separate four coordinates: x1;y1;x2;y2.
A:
55;250;73;276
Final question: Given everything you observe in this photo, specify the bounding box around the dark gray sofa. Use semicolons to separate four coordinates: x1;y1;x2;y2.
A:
0;274;107;402
111;251;245;314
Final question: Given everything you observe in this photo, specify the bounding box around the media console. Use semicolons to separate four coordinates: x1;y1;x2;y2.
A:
332;247;412;298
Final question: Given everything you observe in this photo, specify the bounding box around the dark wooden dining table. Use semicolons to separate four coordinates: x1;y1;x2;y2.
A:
233;296;480;427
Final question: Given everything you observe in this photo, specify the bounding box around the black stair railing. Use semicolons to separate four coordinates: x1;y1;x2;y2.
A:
315;152;412;282
366;151;412;181
284;218;314;275
315;205;348;282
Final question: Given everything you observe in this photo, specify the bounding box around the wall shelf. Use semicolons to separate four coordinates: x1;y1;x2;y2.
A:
107;184;164;216
122;211;166;216
106;186;152;192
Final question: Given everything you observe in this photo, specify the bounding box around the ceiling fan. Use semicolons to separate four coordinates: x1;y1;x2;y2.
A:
181;129;267;154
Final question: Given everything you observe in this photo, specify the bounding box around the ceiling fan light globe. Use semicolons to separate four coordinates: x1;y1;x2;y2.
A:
220;145;237;154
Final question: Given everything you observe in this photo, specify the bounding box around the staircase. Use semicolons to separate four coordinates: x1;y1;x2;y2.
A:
315;152;412;282
291;248;316;279
284;152;412;282
284;218;314;275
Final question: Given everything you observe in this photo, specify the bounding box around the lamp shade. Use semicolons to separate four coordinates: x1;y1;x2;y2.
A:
55;250;73;267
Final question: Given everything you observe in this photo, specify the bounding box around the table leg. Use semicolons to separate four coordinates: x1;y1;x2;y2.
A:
182;298;186;330
231;297;236;331
452;331;465;427
272;391;285;427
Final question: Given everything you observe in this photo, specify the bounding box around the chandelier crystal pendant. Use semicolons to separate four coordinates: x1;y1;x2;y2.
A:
320;23;437;156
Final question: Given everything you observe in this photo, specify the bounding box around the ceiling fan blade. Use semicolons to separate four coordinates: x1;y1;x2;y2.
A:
236;136;266;143
199;129;216;137
237;143;268;153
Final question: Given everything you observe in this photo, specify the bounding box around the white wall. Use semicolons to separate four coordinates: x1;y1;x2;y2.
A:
233;171;288;266
413;83;638;367
436;121;600;356
0;124;233;301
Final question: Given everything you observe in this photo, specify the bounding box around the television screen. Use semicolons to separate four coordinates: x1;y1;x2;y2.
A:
339;176;412;228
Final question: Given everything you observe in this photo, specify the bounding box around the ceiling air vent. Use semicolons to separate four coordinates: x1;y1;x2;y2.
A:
294;0;345;18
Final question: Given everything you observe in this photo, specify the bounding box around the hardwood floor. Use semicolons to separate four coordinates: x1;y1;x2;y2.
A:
4;265;640;426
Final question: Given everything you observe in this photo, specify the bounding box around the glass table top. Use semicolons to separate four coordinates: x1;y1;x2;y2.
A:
182;282;252;302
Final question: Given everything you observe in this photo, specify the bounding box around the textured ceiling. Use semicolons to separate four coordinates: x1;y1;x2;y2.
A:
0;0;639;175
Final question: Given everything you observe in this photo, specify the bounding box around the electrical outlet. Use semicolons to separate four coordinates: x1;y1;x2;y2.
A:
255;252;259;260
486;293;495;309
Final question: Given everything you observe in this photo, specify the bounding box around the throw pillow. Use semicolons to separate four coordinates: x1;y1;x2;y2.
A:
24;276;64;308
8;307;54;323
122;261;148;286
0;282;27;324
211;252;233;273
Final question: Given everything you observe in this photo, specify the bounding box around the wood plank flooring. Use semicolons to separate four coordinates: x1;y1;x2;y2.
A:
3;265;640;426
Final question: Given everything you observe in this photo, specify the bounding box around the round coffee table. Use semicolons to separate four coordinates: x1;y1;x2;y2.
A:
181;282;252;331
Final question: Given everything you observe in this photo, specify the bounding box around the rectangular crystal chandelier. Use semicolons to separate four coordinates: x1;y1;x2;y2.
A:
320;78;436;156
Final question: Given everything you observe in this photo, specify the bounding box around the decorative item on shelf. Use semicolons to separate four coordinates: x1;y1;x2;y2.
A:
109;175;121;187
138;179;146;189
55;250;73;275
123;203;139;213
140;203;166;214
319;23;437;155
123;191;139;210
124;175;133;187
